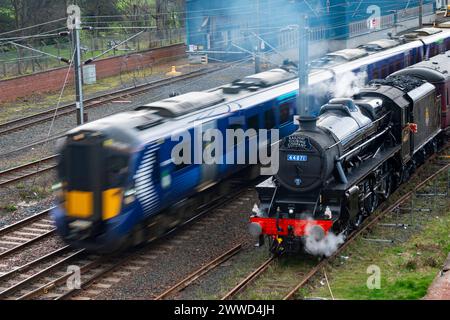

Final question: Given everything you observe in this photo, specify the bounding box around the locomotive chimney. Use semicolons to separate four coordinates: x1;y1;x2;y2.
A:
299;116;318;131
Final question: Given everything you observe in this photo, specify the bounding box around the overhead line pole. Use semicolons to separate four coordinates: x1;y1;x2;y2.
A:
298;15;312;121
255;0;262;73
73;26;85;126
67;4;85;126
419;0;423;28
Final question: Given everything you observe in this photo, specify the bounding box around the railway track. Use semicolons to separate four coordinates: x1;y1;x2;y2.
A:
0;208;56;260
155;243;244;300
0;66;224;137
62;186;257;301
0;174;258;300
221;153;450;301
0;156;58;188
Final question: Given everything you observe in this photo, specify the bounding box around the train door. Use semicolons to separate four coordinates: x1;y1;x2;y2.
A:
160;133;200;204
199;120;219;189
400;106;412;163
401;126;412;163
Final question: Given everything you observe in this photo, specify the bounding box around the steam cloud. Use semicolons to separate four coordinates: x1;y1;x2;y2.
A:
304;232;345;257
331;71;368;98
312;70;368;99
305;70;368;115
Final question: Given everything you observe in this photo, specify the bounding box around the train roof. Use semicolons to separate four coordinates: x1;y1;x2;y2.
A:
138;91;225;118
358;39;400;52
391;51;450;82
404;27;443;40
326;48;368;61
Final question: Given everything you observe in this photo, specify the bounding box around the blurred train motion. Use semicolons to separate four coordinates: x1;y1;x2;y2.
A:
53;27;450;253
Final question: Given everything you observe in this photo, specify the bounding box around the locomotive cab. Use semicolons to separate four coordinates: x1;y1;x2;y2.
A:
55;130;134;248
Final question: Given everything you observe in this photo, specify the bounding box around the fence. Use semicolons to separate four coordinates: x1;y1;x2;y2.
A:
0;28;185;80
349;3;435;38
278;25;328;51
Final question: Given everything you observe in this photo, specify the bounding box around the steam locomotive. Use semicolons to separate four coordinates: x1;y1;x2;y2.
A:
249;52;450;254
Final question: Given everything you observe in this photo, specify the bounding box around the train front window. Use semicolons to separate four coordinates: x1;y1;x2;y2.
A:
106;153;130;188
63;142;102;191
60;135;130;191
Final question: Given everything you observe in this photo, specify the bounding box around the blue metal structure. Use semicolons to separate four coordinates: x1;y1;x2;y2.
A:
186;0;436;56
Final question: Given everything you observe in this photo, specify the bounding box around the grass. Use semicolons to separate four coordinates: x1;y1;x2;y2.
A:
1;204;17;213
236;254;319;300
307;187;450;300
0;35;184;79
18;185;52;202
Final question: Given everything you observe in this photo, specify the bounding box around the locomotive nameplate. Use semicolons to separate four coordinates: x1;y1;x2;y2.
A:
286;136;312;151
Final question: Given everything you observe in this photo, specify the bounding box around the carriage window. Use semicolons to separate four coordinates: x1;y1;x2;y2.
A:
264;109;276;129
381;65;389;78
279;103;291;124
372;68;380;80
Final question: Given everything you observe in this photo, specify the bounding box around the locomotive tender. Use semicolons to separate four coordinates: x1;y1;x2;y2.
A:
250;53;449;254
53;28;450;253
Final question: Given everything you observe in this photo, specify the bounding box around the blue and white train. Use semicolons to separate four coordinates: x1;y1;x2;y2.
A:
53;27;450;252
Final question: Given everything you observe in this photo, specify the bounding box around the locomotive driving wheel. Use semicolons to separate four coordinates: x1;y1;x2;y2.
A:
380;173;393;200
364;179;379;215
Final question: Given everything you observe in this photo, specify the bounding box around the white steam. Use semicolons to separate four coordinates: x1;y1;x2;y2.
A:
331;71;368;98
304;232;345;258
311;70;368;100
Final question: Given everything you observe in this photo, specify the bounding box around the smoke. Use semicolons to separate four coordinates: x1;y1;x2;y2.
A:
312;70;367;100
330;71;368;98
306;70;368;115
304;232;345;258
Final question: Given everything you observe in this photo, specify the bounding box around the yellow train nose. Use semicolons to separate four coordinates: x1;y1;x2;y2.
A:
65;188;123;221
65;191;93;219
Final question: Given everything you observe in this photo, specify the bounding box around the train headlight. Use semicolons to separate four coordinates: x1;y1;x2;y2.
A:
52;182;63;198
324;206;332;220
124;188;136;205
52;182;63;191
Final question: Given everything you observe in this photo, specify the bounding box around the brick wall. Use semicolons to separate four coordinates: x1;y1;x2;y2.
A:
0;44;185;104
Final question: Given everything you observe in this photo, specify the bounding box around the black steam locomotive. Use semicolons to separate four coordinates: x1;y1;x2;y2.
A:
250;69;448;254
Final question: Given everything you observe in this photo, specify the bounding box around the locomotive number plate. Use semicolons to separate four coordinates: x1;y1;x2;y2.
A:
287;154;308;162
